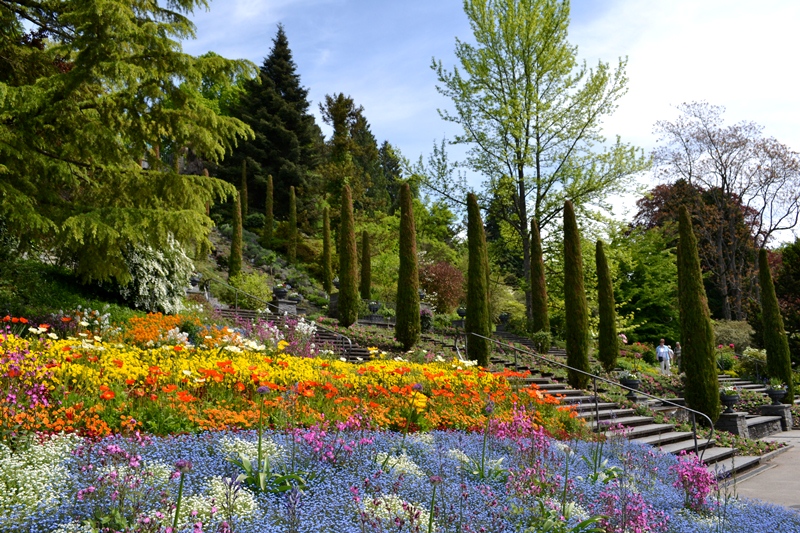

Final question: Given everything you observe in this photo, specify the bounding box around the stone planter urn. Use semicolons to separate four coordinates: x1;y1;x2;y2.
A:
273;287;288;299
766;389;787;405
720;394;740;414
368;301;380;314
620;378;640;400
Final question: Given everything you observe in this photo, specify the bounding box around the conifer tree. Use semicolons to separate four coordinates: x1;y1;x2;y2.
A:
322;207;333;294
240;160;248;218
466;193;491;367
530;217;550;335
262;174;274;248
759;248;795;402
360;231;371;300
288;186;297;262
596;240;618;372
229;191;243;278
395;183;421;350
338;185;359;327
564;201;589;389
678;206;720;422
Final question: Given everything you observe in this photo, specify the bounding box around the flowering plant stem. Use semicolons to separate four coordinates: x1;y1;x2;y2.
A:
172;471;186;533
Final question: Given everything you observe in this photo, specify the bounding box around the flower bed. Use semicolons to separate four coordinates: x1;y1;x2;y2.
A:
3;427;799;533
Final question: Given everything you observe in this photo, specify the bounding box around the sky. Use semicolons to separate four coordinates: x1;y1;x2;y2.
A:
182;0;800;229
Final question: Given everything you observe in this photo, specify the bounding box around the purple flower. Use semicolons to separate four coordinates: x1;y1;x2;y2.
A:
175;459;193;473
257;386;270;395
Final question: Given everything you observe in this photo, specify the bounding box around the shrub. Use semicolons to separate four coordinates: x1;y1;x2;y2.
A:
529;217;549;334
262;174;274;249
716;346;736;372
736;346;767;379
227;272;273;310
228;191;243;278
419;261;464;314
465;193;490;366
338;184;359;327
420;308;433;332
118;236;193;314
759;248;795;402
563;200;590;389
395;183;421;350
244;212;265;230
596;240;617;372
712;319;754;351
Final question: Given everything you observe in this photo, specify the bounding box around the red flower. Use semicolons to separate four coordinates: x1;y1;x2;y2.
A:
11;317;18;323
173;345;183;352
100;390;115;400
19;317;28;324
112;359;124;368
162;384;178;393
61;317;72;323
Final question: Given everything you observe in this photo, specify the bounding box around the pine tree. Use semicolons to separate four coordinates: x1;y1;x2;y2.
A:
466;193;491;367
288;186;297;262
240;160;248;218
338;185;359;327
322;207;333;294
229;191;243;278
564;201;590;389
360;230;371;300
759;248;795;402
395;183;421;350
678;206;720;423
530;218;550;335
596;240;618;372
262;174;274;249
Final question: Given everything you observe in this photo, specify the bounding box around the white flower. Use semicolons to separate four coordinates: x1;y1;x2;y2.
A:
47;333;58;340
93;336;102;342
224;345;243;353
79;320;89;327
360;495;433;532
182;370;193;376
339;357;347;362
376;452;426;478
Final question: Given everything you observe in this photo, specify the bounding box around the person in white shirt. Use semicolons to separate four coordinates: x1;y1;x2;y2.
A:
656;338;671;375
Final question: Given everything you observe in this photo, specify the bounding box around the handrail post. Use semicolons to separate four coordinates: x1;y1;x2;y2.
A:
593;376;599;433
691;412;699;456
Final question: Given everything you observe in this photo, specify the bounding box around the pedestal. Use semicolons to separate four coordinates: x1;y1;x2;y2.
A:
760;403;794;431
327;293;339;318
715;411;749;438
272;299;297;315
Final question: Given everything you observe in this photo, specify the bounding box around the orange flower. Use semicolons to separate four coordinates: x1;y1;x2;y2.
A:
162;384;178;393
62;346;71;352
19;317;28;324
11;317;19;323
173;345;183;352
100;390;115;400
112;359;124;368
235;382;245;392
125;379;136;386
61;317;72;323
177;390;196;402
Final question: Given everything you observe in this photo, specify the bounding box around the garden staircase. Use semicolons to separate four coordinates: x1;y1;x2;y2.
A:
485;331;766;479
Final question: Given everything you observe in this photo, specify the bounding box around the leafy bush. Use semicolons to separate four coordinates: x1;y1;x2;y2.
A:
530;331;551;354
419;261;464;314
713;319;754;351
420;308;433;332
716;346;736;371
227;271;273;309
118;236;193;314
244;212;265;230
735;346;767;379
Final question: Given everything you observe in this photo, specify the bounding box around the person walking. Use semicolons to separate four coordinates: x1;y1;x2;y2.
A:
656;338;671;375
673;342;681;372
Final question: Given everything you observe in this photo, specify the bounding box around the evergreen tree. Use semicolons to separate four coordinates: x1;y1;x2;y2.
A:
240;160;248;218
564;201;589;389
322;207;333;294
759;248;795;402
262;174;274;248
221;25;321;222
338;185;359;327
395;183;421;350
530;218;550;335
360;230;371;300
466;193;491;367
678;206;720;423
596;240;618;372
288;186;297;262
229;191;243;278
0;1;252;283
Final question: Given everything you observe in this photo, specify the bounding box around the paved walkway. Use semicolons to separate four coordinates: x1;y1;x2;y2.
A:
733;430;800;510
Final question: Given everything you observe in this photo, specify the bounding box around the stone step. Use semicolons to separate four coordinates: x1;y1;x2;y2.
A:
578;408;635;421
544;388;586;397
560;394;600;404
591;415;654;430
745;415;784;439
697;446;735;465
657;437;714;455
571;402;619;413
708;455;762;480
606;423;676;439
633;431;695;447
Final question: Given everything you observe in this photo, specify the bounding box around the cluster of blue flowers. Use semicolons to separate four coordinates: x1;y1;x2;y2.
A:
1;429;798;532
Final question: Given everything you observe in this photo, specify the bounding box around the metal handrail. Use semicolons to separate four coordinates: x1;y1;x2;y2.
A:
469;332;715;460
200;273;353;356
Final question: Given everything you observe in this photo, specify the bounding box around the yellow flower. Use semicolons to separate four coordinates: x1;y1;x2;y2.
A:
277;340;289;352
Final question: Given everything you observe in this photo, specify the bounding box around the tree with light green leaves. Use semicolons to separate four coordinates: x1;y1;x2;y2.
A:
0;1;254;283
432;0;647;327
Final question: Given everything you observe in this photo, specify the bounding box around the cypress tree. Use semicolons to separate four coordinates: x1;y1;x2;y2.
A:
596;240;618;372
395;183;421;350
759;248;795;402
678;206;720;423
360;230;371;300
338;184;359;327
563;200;590;389
229;191;243;278
288;185;297;262
240;160;248;218
466;193;491;367
262;174;274;249
530;217;550;335
322;207;333;294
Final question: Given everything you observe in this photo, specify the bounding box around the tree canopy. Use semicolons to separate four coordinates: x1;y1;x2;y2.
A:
0;0;253;282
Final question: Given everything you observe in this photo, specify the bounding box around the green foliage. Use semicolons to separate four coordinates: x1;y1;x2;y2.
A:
229;192;243;278
466;193;491;366
716;347;736;372
244;213;265;230
321;207;333;294
759;248;795;402
712;320;754;351
677;206;720;423
338;185;359;327
530;331;552;354
420;261;465;314
596;240;618;372
395;184;421;350
241;160;249;219
288;186;297;262
563;201;590;389
432;0;648;328
736;347;767;379
227;272;273;310
530;218;550;334
0;0;253;284
263;175;274;249
360;230;371;300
